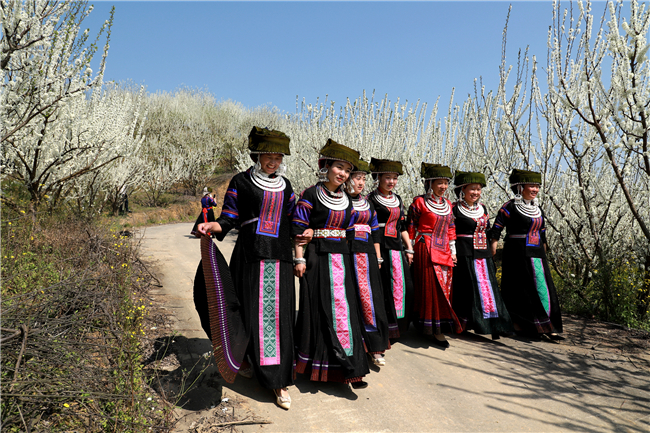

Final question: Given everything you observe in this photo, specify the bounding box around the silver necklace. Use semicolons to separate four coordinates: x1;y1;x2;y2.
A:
351;195;370;212
515;199;542;218
425;194;451;216
372;190;400;208
457;200;483;219
250;166;286;192
317;183;349;211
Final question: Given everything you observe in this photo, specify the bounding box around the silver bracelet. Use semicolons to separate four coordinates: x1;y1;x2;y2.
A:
293;258;306;265
405;249;415;254
377;257;384;264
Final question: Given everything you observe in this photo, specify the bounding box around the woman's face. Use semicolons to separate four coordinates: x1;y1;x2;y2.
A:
258;153;284;175
326;161;353;187
431;179;449;197
521;184;539;201
379;173;399;193
462;183;482;205
349;172;366;196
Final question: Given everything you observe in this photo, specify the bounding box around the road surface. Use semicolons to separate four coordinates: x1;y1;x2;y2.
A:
138;223;650;432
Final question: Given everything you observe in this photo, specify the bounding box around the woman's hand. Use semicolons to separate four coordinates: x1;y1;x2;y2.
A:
294;263;306;277
490;240;498;257
406;252;414;265
198;222;221;236
451;254;457;266
295;229;313;247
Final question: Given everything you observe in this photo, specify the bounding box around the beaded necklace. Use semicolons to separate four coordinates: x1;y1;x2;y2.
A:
351;195;370;212
515;198;542;218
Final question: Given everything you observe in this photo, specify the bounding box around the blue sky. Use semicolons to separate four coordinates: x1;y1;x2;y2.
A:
86;1;561;114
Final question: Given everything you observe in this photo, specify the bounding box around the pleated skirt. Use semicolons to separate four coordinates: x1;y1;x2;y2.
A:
452;256;513;335
412;241;462;335
295;243;369;383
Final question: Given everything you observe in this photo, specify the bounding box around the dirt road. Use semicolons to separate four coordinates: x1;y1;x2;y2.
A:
139;222;650;432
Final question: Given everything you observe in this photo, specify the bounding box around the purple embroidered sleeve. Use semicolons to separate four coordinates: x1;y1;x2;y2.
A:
286;192;296;218
292;197;313;233
219;188;239;221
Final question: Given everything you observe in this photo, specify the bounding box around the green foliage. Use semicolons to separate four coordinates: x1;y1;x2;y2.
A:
0;207;172;431
555;254;650;331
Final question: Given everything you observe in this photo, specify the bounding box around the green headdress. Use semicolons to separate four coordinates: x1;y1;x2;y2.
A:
370;158;403;175
318;139;360;171
454;170;486;187
421;162;452;180
352;159;371;174
509;169;542;185
248;126;291;155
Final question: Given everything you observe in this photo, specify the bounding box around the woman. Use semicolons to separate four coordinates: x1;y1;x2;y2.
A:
489;169;563;341
450;170;513;338
292;139;370;389
190;187;217;237
368;158;415;339
407;163;462;348
347;160;391;367
195;126;310;410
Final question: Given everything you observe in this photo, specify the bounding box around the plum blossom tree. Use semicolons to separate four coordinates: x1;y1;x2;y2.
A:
1;0;145;214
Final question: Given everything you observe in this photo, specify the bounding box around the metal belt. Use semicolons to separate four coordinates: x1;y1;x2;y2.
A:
314;229;346;238
506;234;526;239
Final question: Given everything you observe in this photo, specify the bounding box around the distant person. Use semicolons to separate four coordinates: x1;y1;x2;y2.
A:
407;163;462;348
489;169;563;342
190;187;217;237
196;126;311;410
368;158;415;339
346;160;391;367
119;185;130;214
450;171;513;339
292;139;370;390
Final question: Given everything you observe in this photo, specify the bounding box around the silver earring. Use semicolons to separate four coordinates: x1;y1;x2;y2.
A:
318;167;329;183
459;190;465;201
276;162;287;177
514;185;523;204
254;159;262;172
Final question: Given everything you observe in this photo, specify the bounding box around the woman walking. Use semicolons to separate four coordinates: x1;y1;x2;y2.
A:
368;158;415;338
347;160;391;367
195;126;308;410
450;170;513;338
489;169;563;341
191;187;217;237
292;139;370;389
407;163;462;348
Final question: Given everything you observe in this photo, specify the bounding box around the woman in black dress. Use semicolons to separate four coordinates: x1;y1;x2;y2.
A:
451;170;513;338
347;160;391;367
368;158;415;339
196;126;311;410
190;188;217;237
489;169;563;341
292;139;370;389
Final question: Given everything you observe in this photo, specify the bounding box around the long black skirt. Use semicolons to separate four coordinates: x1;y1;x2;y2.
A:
452;256;513;335
500;242;562;335
194;240;295;389
378;246;414;338
295;243;369;383
191;208;215;236
350;252;391;354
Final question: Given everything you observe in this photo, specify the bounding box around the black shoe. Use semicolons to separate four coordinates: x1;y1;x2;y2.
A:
351;380;368;389
491;333;501;340
548;333;565;341
432;338;450;348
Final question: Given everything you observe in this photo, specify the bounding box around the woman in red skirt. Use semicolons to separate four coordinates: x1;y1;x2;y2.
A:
407;163;462;348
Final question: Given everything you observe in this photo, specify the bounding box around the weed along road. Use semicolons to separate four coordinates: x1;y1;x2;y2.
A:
139;223;650;433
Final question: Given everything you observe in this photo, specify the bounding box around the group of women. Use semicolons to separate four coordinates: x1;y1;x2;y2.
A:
194;126;563;411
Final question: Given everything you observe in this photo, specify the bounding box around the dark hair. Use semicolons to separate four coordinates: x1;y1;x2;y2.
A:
454;186;463;198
